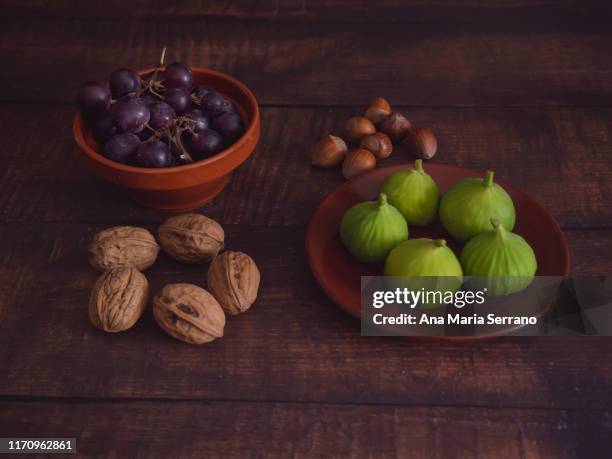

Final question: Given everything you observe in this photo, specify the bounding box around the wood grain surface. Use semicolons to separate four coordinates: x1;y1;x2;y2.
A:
1;1;611;457
3;18;612;107
2;400;611;459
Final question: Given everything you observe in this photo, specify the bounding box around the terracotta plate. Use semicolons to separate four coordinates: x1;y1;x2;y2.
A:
306;163;570;324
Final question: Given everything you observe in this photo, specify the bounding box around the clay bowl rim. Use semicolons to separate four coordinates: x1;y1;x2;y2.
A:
73;66;260;175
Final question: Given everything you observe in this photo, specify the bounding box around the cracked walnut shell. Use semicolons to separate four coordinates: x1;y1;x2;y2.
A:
207;251;260;315
89;267;149;333
153;283;226;345
89;226;159;271
157;214;224;264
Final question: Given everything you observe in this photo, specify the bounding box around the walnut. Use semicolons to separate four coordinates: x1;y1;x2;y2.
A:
153;283;225;344
157;214;224;264
89;226;159;271
89;267;149;332
207;251;260;315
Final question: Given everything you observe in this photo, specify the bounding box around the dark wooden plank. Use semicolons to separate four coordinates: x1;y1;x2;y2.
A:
0;221;611;408
2;18;612;106
2;400;610;459
2;0;610;23
1;106;611;228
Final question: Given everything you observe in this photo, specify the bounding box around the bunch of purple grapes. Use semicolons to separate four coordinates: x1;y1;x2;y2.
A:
76;62;245;168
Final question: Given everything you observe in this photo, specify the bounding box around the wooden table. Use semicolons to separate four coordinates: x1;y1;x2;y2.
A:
1;2;612;457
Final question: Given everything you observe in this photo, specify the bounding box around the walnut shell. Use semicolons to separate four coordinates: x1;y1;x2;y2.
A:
153;283;226;344
207;251;260;315
157;214;224;264
89;267;149;333
89;226;159;271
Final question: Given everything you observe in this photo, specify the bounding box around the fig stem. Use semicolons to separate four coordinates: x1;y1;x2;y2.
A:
491;218;506;236
433;239;447;247
483;170;494;187
377;193;388;207
414;159;424;172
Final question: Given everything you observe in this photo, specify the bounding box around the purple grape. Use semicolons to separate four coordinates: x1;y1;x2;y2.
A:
164;87;190;114
148;101;176;130
111;97;150;133
212;111;244;144
92;114;119;144
193;85;214;102
109;68;141;98
183;108;210;132
185;129;223;158
136;128;154;141
134;139;173;168
103;133;141;164
200;92;226;117
217;98;236;117
77;81;111;120
141;92;161;107
163;62;193;89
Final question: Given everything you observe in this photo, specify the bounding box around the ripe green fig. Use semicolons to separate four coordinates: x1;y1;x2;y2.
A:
460;219;537;296
380;159;439;226
340;193;408;263
385;238;463;305
439;170;515;242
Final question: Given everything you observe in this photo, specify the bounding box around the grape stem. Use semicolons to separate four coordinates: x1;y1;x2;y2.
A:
170;120;194;163
159;47;167;67
143;122;161;137
139;47;168;98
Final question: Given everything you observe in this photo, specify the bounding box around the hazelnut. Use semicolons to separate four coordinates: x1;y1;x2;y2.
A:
342;148;376;180
379;113;412;143
403;127;437;159
207;251;260;315
311;135;347;168
363;97;392;125
89;267;149;333
345;116;376;143
359;132;393;159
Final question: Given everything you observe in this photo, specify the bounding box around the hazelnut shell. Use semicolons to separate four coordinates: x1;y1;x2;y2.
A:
311;135;347;168
342;148;376;180
403;127;438;159
359;132;393;159
363;97;392;125
345;116;376;143
379;113;412;143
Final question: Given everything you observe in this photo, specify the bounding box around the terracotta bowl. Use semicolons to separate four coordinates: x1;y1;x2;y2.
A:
73;67;260;212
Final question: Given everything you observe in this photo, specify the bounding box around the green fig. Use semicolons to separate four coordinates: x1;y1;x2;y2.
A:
439;170;515;242
340;193;408;263
385;238;463;305
460;219;537;296
380;159;439;226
